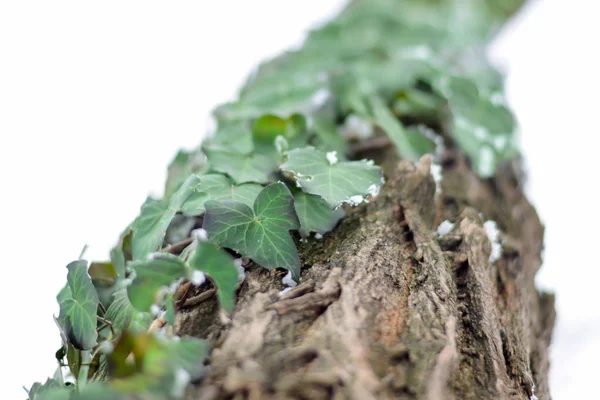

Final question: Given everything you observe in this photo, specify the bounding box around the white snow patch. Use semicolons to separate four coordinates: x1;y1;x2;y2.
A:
97;341;114;354
311;89;330;108
171;368;191;398
282;271;297;288
326;151;338;165
483;220;503;263
275;135;289;154
474;126;488;140
401;45;432;60
430;164;443;195
314;233;323;240
340;115;373;140
278;287;293;297
346;195;366;206
150;304;162;316
233;258;245;281
190;270;206;286
478;146;495;177
192;228;208;242
437;220;455;237
367;183;381;198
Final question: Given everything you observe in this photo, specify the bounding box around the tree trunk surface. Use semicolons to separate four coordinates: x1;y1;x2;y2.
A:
176;145;555;400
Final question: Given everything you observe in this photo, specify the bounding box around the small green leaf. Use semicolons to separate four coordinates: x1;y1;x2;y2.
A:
27;378;68;400
280;146;383;208
188;242;239;312
89;262;117;287
367;95;422;162
164;149;209;200
105;290;152;333
180;174;263;217
57;260;99;350
204;147;276;184
131;175;201;261
293;190;345;237
203;182;301;280
203;120;254;154
127;254;187;312
164;292;176;326
165;336;209;380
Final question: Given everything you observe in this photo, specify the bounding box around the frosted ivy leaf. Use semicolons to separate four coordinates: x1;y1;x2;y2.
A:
203;182;301;281
180;174;263;217
280;146;383;208
204;148;276;184
293;189;345;237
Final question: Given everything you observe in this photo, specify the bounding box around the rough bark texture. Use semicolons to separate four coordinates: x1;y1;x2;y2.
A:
175;144;555;400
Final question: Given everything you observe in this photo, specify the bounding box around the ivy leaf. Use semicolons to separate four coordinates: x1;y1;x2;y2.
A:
311;116;348;157
131;175;200;261
203;182;301;280
127;254;187;312
105;290;152;333
293;190;345;237
204;147;276;184
280;146;384;208
203;120;254;154
57;260;99;350
188;242;239;312
180;174;263;217
367;95;422;162
165;337;209;380
27;378;68;400
164;149;208;200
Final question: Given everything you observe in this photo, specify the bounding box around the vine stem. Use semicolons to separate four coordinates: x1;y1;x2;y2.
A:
77;350;92;391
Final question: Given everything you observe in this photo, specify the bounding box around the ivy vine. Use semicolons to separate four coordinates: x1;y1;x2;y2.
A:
26;0;521;398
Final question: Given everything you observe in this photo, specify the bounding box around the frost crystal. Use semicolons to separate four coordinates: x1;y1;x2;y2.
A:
190;270;206;286
171;368;191;398
233;258;245;281
346;195;365;206
311;89;331;108
278;287;293;297
150;304;162;316
367;183;381;198
192;228;208;242
483;220;503;263
275;135;289;154
340;115;374;140
430;164;442;195
478;146;495;177
282;271;297;288
97;341;114;354
437;220;455;237
418;125;445;156
326;151;338;165
314;233;323;240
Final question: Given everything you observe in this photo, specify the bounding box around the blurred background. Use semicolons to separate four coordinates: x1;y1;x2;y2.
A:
1;0;598;398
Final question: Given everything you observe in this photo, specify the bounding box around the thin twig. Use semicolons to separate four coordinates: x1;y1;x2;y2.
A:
147;317;166;333
180;289;216;309
351;136;391;153
162;237;193;254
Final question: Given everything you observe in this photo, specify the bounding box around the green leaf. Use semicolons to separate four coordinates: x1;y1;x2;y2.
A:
127;254;187;312
203;120;254;154
180;174;263;217
203;182;301;280
165;336;209;380
188;242;239;312
57;260;99;350
164;148;209;200
105;290;152;333
164;292;176;326
293;190;345;237
280;146;384;208
204;147;276;184
311;116;348;157
252;113;306;143
367;95;422;162
89;262;117;287
27;379;68;400
131;175;201;261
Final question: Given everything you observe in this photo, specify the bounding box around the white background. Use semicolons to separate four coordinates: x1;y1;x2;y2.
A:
0;1;598;398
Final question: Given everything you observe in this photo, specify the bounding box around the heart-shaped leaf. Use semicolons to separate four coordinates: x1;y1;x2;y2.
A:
204;147;276;184
293;189;345;237
203;182;301;280
127;254;187;312
180;174;262;217
280;146;384;208
188;242;239;312
57;260;100;350
104;290;152;333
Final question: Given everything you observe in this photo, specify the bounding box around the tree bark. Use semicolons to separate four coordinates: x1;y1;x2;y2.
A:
174;142;555;399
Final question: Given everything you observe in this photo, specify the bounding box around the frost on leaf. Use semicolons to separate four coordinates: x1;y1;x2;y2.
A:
203;182;302;281
280;146;383;208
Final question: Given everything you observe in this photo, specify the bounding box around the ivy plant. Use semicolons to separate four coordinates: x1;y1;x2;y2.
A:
27;0;523;398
